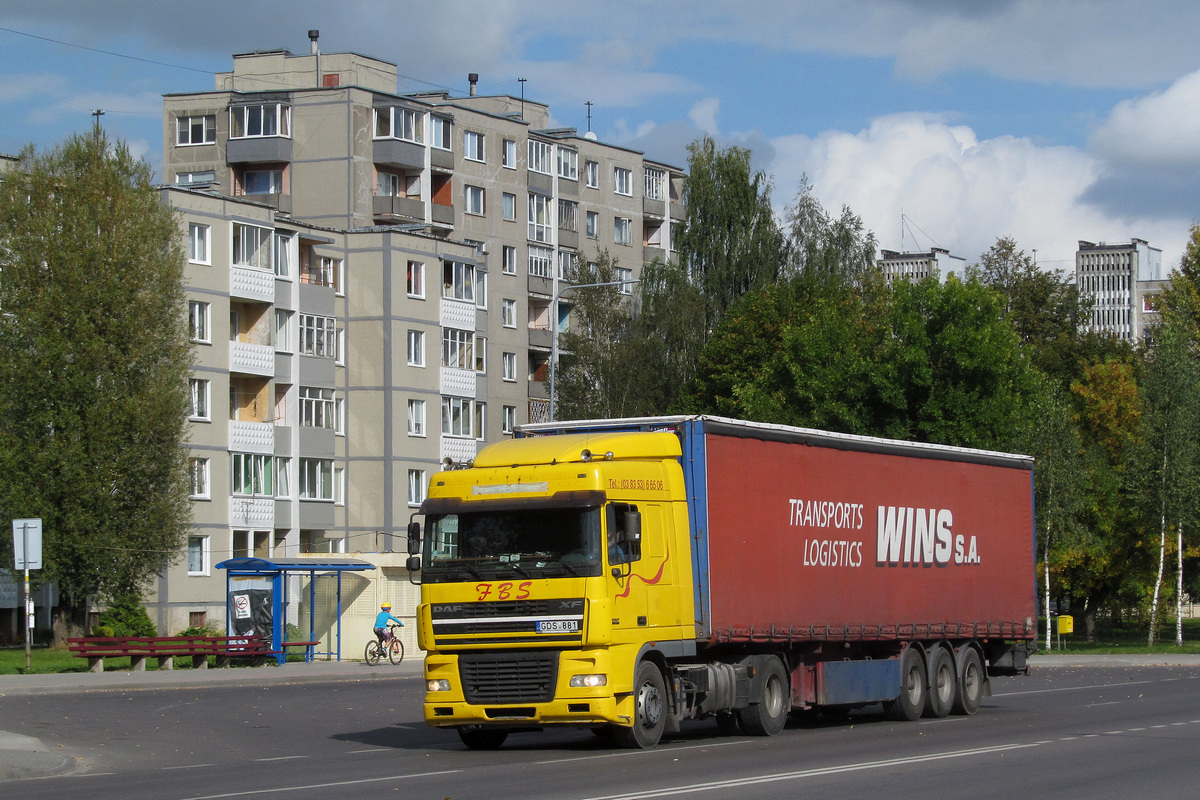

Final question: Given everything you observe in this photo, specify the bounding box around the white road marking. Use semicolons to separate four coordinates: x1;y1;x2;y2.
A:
181;769;462;799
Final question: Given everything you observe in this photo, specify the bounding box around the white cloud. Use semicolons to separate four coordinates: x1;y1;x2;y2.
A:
1091;69;1200;168
688;97;720;135
768;113;1190;269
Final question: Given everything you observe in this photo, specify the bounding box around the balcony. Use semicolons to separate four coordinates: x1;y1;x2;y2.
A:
527;327;551;349
230;420;276;453
241;192;292;214
430;202;455;227
231;265;275;303
230;340;275;376
440;435;477;465
226;136;293;164
373;195;426;222
373;139;425;170
643;197;666;218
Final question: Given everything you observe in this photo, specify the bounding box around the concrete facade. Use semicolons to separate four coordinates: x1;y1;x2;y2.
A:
877;247;966;283
1075;238;1165;344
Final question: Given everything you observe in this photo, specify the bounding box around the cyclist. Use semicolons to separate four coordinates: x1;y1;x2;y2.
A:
374;602;404;646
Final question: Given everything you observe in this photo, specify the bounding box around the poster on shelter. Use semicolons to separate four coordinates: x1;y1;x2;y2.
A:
228;587;273;648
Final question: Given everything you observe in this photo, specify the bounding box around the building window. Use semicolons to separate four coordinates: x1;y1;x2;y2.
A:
299;458;334;501
233;223;272;270
431;116;452;150
557;250;578;280
644;167;666;201
408;469;427;507
187;535;210;576
231;453;273;496
408;399;426;437
442;328;473;370
465;185;485;216
502;405;516;435
374;106;422;143
474;401;486;441
300;254;341;290
298;314;337;358
475;270;487;309
614;217;632;245
502;298;516;328
442;261;475;302
585;160;599;188
464;130;485;162
528;139;552;174
176;170;216;186
558;199;577;232
502;245;517;275
243;168;284;195
528;193;550;242
502;352;516;382
614;166;632;196
276;457;291;498
502;192;516;221
273;231;292;277
299;386;336;429
616;266;633;294
502;139;516;168
407;260;425;298
528;245;552;278
188;458;210;500
188;223;210;265
189;301;210;343
275;309;292;352
189;378;211;421
557;148;578;180
586;210;598;239
474;334;487;372
377;170;402;197
441;396;473;438
407;329;425;367
177;114;216;146
230;103;290;138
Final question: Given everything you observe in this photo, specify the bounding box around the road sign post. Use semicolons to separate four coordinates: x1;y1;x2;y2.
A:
12;519;43;672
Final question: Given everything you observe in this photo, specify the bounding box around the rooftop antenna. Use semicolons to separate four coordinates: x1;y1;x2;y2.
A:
586;101;593;133
91;109;105;138
518;78;527;121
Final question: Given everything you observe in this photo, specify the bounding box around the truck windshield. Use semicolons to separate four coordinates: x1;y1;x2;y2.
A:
422;506;603;582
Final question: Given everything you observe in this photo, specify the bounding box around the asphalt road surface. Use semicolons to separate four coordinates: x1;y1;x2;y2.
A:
3;666;1198;799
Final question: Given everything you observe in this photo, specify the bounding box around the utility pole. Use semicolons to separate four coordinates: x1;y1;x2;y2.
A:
91;109;105;139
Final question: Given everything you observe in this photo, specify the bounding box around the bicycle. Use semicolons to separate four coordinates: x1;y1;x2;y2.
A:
364;622;404;665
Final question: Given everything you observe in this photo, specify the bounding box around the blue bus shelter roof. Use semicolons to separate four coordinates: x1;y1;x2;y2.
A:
216;557;376;573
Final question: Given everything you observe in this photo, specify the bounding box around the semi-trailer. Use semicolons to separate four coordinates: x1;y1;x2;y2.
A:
407;415;1036;749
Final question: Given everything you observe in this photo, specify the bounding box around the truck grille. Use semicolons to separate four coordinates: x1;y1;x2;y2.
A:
459;651;559;704
431;599;585;638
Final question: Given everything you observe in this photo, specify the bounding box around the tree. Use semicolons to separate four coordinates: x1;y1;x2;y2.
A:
783;177;878;284
0;132;192;636
675;136;786;334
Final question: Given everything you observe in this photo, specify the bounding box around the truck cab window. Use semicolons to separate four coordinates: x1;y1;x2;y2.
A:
607;503;641;565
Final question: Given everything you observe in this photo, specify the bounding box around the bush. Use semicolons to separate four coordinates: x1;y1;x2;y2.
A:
96;595;157;637
176;621;223;637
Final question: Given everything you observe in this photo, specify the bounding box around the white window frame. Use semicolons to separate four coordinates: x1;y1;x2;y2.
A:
177;115;216;146
528;139;552;175
334;466;346;506
441;396;473;438
502;192;516;221
189;378;211;421
644;167;666;201
441;328;473;370
230;103;291;139
502;298;516;328
431;116;452;150
475;270;487;310
187;534;210;576
176;170;216;186
585;160;599;188
231;452;273;496
298;314;337;358
557;147;578;180
407;329;425;367
528;245;552;278
275;457;291;498
614;166;632;196
465;184;485;216
408;398;426;437
464;130;485;162
188;223;210;265
474;401;486;441
189;301;210;344
474;334;487;373
528;193;550;242
233;222;272;270
502;352;517;382
586;210;599;239
298;458;334;501
502;139;517;169
558;199;577;232
408;469;427;507
502;245;517;275
374;106;422;143
557;250;578;280
273;231;292;278
616;266;634;295
299;386;336;429
243;168;284;195
407;260;425;299
442;261;475;302
502;405;516;435
188;458;210;500
275;309;293;353
614;216;632;246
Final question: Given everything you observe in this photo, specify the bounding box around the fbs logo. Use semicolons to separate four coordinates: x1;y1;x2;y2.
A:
875;506;980;566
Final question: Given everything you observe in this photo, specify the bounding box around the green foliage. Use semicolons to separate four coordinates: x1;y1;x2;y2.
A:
96;595;157;637
783;177;878;284
0;132;192;605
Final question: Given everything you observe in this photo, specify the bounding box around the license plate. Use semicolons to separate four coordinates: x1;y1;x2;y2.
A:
537;619;579;633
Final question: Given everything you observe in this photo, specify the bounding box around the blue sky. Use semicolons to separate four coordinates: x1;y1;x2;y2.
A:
3;0;1199;271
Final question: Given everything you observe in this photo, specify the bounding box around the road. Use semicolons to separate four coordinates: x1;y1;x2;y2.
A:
2;666;1198;799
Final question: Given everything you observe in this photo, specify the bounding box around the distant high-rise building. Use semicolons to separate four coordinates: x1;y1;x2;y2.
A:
1075;239;1165;343
877;247;965;283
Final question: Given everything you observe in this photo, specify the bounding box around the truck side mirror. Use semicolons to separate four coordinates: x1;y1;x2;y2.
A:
622;511;641;559
406;555;422;572
406;521;421;556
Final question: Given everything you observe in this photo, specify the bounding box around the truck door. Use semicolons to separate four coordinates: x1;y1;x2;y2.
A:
607;503;674;635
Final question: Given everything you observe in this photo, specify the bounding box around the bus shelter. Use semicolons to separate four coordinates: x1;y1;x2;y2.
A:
216;557;376;664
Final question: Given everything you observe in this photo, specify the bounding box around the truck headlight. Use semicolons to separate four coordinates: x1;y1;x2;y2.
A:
427;679;451;692
569;673;607;688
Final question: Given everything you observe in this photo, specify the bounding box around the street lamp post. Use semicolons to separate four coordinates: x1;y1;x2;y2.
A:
549;278;639;422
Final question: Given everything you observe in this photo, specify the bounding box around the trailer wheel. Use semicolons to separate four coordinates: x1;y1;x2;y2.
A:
457;726;508;750
885;647;927;721
739;656;789;736
924;647;955;718
952;648;984;716
613;661;667;749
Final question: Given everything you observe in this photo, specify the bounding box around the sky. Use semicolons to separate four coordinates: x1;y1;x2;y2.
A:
2;0;1199;272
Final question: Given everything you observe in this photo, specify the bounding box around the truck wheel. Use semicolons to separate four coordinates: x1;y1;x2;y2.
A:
457;727;507;750
924;647;955;718
952;648;983;716
885;646;927;721
738;656;789;736
613;661;667;749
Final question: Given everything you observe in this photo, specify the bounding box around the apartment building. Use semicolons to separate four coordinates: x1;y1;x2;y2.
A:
1075;238;1165;343
877;247;965;283
148;39;684;634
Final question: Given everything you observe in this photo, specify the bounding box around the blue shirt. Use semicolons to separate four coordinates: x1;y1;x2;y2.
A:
374;611;403;629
